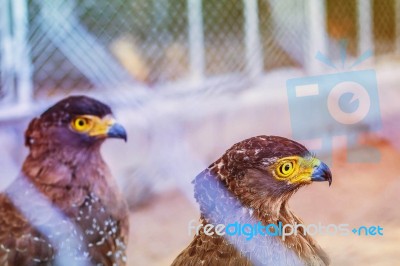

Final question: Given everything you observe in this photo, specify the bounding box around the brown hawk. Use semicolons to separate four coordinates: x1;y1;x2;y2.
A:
0;96;129;265
172;136;332;266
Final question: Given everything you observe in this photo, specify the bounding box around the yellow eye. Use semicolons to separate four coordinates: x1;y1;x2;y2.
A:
71;117;92;132
277;161;295;177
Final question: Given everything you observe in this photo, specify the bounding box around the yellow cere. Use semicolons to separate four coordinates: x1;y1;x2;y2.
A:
272;155;321;184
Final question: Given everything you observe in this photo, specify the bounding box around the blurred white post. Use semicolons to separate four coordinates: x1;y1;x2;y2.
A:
0;0;14;102
357;0;374;55
188;0;205;82
305;0;327;73
395;0;400;54
244;0;263;78
12;0;33;106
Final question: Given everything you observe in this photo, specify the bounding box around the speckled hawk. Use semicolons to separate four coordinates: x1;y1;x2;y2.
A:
172;136;332;266
0;96;129;265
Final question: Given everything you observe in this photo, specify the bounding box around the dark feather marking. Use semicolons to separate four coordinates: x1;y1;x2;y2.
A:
41;95;112;121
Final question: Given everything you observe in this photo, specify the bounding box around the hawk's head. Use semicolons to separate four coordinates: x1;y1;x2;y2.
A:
195;136;332;221
25;96;127;150
219;135;331;196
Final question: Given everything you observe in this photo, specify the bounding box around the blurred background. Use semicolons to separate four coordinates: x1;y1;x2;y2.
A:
1;0;400;265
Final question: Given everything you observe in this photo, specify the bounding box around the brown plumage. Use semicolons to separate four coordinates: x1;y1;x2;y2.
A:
0;96;129;265
172;136;332;266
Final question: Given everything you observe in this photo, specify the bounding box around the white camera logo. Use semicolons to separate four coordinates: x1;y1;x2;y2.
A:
327;81;371;125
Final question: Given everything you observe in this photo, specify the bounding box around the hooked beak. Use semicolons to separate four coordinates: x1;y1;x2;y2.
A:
311;161;332;186
88;115;127;142
107;122;127;142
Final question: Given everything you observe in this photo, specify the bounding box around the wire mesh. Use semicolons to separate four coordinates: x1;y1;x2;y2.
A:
0;0;399;104
0;0;15;104
203;0;245;75
372;0;397;55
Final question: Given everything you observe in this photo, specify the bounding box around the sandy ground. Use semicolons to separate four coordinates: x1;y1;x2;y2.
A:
127;136;400;266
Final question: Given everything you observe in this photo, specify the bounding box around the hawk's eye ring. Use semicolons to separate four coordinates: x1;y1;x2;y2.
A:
277;161;295;177
71;117;92;132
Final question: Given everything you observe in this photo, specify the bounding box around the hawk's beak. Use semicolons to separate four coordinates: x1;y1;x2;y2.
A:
311;161;332;186
107;122;127;142
88;116;127;142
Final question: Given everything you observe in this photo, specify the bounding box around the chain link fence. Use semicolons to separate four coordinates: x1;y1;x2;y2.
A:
1;0;24;105
1;0;400;107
